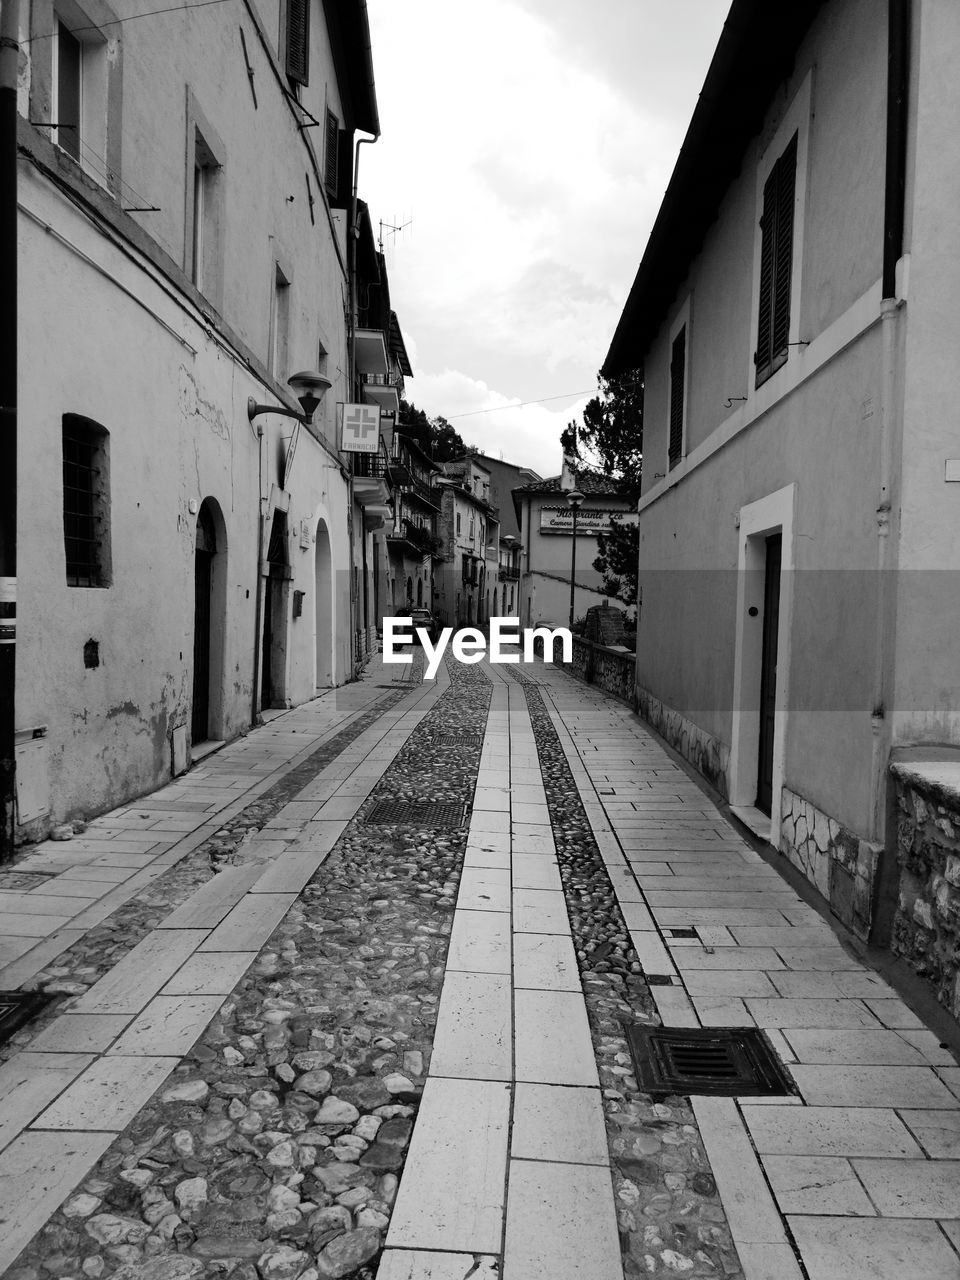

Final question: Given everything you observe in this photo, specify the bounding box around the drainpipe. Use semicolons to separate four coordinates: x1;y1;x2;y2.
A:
870;0;909;930
0;0;19;857
347;129;379;677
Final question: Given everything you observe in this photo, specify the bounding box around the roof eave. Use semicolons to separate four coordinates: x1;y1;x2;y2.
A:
602;0;825;378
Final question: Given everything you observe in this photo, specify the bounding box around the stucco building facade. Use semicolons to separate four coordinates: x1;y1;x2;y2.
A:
604;0;960;946
15;0;387;837
513;466;637;630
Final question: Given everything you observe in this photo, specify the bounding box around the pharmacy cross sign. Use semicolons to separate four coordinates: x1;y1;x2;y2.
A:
341;403;380;453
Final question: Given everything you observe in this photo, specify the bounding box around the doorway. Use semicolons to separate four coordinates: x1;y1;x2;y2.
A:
729;484;795;845
756;533;782;814
261;509;289;709
315;517;333;688
192;503;216;743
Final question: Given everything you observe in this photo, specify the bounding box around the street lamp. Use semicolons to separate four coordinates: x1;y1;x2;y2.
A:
566;488;583;631
247;370;332;426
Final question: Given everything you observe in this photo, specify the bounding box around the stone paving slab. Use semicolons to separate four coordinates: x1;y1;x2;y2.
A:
387;1077;511;1252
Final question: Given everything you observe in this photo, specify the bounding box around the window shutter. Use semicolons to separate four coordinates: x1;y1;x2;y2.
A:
668;326;686;469
754;132;797;386
771;134;797;358
324;110;339;198
285;0;310;85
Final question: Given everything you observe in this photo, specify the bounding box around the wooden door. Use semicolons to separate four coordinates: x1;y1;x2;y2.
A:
756;532;782;815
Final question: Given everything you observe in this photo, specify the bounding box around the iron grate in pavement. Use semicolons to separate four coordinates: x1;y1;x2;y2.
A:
624;1024;797;1099
429;733;484;749
0;872;55;890
0;991;56;1047
363;800;468;829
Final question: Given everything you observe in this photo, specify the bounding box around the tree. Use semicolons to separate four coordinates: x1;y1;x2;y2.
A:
398;400;467;463
593;517;639;607
560;369;643;493
561;370;643;606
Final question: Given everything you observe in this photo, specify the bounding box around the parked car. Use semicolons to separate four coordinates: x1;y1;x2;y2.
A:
409;608;440;643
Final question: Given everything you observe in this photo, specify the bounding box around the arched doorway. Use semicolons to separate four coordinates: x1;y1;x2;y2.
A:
315;517;333;688
406;576;413;606
261;509;289;708
416;577;423;607
192;499;226;745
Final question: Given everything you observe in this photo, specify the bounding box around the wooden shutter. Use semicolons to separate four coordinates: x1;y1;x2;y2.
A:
324;110;339;198
285;0;310;85
668;326;686;469
754;132;797;385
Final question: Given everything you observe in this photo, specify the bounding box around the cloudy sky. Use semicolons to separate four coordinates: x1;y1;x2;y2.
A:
362;0;729;478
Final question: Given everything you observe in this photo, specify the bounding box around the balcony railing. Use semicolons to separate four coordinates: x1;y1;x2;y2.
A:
351;450;388;478
361;373;402;388
499;566;520;581
390;518;441;558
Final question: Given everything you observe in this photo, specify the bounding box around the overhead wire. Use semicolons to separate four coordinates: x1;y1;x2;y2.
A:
23;0;235;42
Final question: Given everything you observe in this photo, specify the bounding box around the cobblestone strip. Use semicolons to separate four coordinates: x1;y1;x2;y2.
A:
1;679;421;1066
6;658;490;1280
512;672;745;1280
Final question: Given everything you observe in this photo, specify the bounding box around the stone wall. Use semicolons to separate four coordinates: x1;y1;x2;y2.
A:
779;787;882;942
890;762;960;1023
634;687;730;797
562;638;636;705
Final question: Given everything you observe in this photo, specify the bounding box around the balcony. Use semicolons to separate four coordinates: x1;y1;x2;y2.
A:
361;371;402;414
351;448;390;506
354;329;388;378
388;517;441;559
499;565;520;581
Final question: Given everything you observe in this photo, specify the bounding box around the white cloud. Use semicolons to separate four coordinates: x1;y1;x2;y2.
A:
363;0;727;464
404;366;591;479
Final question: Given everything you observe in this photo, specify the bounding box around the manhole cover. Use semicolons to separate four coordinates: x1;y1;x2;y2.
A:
0;991;56;1047
431;734;483;749
0;872;54;891
624;1025;796;1098
364;801;467;828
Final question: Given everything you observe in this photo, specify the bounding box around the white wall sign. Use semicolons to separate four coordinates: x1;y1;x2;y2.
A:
538;506;639;536
340;404;380;453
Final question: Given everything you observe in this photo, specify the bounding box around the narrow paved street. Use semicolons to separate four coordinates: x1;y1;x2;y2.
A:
0;658;958;1280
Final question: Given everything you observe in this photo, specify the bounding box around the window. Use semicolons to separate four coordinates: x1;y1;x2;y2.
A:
270;263;291;379
55;22;81;159
185;97;225;307
62;415;111;587
668;325;686;470
324;109;339;200
285;0;310;86
456;513;461;535
190;130;220;291
754;132;798;387
51;8;110;180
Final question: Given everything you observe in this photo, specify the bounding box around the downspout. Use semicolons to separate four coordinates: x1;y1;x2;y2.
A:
348;128;378;677
870;0;909;931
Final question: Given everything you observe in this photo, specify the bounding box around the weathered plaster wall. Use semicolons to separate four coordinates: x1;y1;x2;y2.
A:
891;0;960;749
18;163;351;831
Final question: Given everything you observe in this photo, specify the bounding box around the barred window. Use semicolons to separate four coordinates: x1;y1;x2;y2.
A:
62;415;111;587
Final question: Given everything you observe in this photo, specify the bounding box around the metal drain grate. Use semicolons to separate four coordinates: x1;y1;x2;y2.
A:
0;872;54;891
665;927;698;939
430;734;483;749
623;1024;796;1098
364;800;467;828
0;991;55;1047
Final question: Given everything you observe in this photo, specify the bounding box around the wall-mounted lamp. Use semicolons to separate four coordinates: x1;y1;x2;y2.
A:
248;370;332;427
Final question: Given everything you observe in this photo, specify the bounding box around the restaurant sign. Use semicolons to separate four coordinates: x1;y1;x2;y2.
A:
538;506;638;536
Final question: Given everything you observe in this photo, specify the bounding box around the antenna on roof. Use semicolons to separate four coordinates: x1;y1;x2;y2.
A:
379;216;413;254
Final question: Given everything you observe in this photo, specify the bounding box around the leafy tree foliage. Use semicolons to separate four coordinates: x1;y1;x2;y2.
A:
561;370;643;606
559;370;643;493
398;400;468;463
